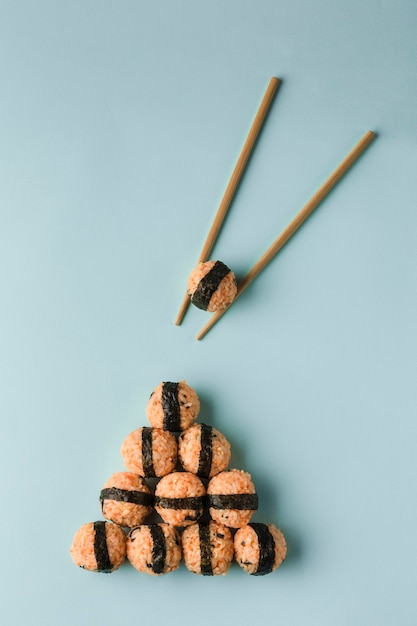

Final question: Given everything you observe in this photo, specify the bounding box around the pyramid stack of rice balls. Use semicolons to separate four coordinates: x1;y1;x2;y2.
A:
70;381;287;577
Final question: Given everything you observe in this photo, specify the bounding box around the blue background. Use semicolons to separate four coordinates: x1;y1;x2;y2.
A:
1;1;416;625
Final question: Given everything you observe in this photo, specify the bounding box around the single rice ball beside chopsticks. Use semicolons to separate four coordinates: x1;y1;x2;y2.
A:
187;260;237;312
70;521;126;573
234;523;287;575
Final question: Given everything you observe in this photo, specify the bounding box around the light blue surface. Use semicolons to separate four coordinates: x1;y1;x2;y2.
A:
1;1;416;624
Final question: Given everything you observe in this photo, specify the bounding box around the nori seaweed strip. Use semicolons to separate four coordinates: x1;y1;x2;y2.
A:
149;525;166;574
198;524;213;576
100;487;154;507
191;261;232;310
250;523;275;576
207;493;258;510
93;521;113;573
198;424;213;477
141;427;155;477
161;382;181;431
155;496;206;510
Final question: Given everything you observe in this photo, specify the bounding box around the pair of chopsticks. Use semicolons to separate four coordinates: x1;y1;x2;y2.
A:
175;77;375;340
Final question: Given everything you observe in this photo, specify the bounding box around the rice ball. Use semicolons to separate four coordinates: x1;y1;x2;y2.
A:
178;423;231;478
181;521;234;576
234;523;287;575
99;471;153;528
121;427;177;477
70;521;126;573
207;469;258;528
146;380;200;431
126;523;181;575
187;260;237;312
155;471;206;527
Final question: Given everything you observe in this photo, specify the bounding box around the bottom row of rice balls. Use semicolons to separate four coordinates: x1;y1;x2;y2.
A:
70;380;287;576
71;518;286;576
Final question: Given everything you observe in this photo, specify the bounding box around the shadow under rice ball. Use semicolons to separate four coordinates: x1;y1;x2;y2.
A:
155;471;206;527
187;260;237;312
100;471;153;528
70;521;126;573
178;423;231;478
146;380;200;431
127;523;181;575
181;521;234;576
234;523;287;575
120;427;177;477
207;469;258;528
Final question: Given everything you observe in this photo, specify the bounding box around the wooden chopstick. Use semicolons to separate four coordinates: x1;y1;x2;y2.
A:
174;77;280;326
195;130;376;340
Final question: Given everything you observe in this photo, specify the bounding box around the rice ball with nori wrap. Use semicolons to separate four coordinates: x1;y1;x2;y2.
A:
70;521;126;573
187;260;237;312
207;469;258;528
121;427;177;477
155;471;206;526
181;521;234;576
127;523;181;575
234;523;287;575
146;380;200;431
178;423;231;478
100;471;153;528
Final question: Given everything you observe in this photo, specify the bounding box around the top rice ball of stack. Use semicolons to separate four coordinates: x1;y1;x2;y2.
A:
146;381;200;431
